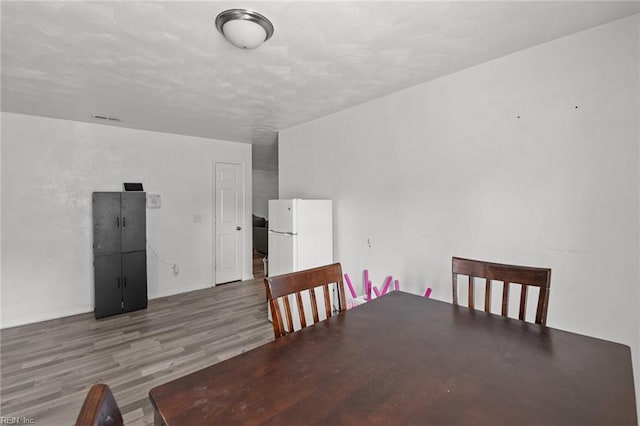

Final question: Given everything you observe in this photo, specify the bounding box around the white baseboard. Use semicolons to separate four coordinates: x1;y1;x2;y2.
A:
147;282;215;300
0;306;93;329
0;281;256;329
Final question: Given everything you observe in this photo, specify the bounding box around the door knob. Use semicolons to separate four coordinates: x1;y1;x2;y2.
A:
236;226;242;231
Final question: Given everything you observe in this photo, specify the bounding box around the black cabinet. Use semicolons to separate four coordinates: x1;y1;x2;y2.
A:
93;192;147;319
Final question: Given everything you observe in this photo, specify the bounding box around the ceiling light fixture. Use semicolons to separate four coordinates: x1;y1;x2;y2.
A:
215;9;274;50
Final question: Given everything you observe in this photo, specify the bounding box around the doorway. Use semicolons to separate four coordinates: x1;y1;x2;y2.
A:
214;162;244;284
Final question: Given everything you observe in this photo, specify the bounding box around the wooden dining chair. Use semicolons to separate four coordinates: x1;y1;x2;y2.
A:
452;257;551;325
75;384;123;426
264;263;347;338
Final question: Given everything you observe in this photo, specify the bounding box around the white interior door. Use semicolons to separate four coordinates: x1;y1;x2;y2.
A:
215;162;243;284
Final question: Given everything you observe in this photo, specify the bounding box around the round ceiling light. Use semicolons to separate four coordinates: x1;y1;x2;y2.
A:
215;9;274;50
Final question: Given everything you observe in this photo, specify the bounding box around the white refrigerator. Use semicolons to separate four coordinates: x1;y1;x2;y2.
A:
267;199;334;329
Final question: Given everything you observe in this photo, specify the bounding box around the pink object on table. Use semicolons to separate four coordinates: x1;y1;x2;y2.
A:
364;271;371;301
344;269;402;304
344;273;358;298
380;276;392;295
364;270;371;301
424;287;432;298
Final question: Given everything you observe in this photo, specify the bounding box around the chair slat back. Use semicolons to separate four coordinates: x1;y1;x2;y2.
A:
265;263;347;338
75;384;123;426
452;257;551;325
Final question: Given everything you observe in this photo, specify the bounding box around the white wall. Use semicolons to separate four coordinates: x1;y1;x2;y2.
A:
252;169;278;218
280;15;639;394
1;112;253;328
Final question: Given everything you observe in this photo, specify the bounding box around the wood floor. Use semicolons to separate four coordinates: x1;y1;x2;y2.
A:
0;253;272;425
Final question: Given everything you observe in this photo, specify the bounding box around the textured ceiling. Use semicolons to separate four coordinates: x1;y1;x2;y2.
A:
2;1;638;170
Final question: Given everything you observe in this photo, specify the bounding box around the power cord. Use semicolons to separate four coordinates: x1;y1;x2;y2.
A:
146;241;179;273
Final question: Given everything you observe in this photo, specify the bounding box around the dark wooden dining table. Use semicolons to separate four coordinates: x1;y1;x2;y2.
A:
149;291;637;425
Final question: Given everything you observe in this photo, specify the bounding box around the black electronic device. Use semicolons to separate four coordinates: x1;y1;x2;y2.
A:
123;182;144;191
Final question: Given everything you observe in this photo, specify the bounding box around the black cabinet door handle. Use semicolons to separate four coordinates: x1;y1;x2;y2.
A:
116;217;120;227
123;216;126;227
123;277;127;288
117;277;120;288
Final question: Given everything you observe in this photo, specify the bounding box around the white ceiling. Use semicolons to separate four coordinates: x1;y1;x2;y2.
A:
2;1;638;170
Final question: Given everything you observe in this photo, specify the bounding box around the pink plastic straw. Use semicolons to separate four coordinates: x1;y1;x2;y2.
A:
424;287;432;298
372;286;381;297
364;270;371;301
343;274;358;298
380;276;392;295
394;280;400;291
